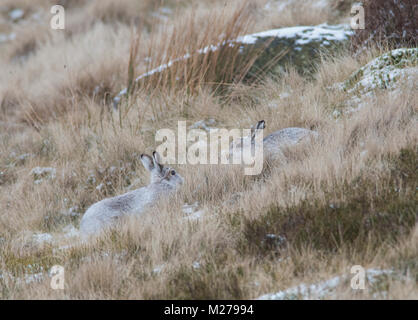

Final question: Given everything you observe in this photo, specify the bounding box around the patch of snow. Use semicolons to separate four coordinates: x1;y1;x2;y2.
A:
96;183;105;191
332;110;342;118
264;234;287;246
152;264;165;274
23;272;44;284
32;233;53;245
1;263;70;286
236;24;352;46
197;44;219;55
0;33;16;44
260;275;342;300
0;271;44;285
9;9;25;21
258;269;393;300
30;167;56;184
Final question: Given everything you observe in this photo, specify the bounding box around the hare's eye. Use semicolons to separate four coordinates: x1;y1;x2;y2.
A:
171;170;176;176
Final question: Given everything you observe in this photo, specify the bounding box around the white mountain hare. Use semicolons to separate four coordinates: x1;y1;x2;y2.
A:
80;151;184;236
229;120;318;161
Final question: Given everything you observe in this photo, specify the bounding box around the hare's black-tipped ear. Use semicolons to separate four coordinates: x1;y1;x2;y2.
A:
140;154;154;172
256;120;266;130
152;151;164;172
251;120;265;142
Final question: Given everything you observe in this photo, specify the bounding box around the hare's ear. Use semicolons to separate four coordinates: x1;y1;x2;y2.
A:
140;154;154;172
256;120;266;130
152;151;164;172
251;120;265;142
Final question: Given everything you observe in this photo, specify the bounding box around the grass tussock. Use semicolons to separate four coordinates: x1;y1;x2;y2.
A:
125;3;258;98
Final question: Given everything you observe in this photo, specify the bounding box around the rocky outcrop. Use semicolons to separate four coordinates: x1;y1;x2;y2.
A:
237;24;353;79
334;48;417;114
340;48;417;95
114;24;353;108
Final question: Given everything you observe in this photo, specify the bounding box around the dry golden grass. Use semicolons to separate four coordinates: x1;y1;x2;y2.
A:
0;0;417;299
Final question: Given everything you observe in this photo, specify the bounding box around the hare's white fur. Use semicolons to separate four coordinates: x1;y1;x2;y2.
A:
229;120;318;161
80;151;183;236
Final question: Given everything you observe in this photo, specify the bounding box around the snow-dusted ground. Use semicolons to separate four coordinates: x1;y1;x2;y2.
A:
30;167;56;184
0;267;44;286
334;48;418;114
9;9;25;21
257;269;393;300
0;33;16;44
236;24;351;46
341;48;418;95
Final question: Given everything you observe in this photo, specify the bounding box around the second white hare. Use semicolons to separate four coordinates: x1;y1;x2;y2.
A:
229;120;318;161
80;151;183;236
